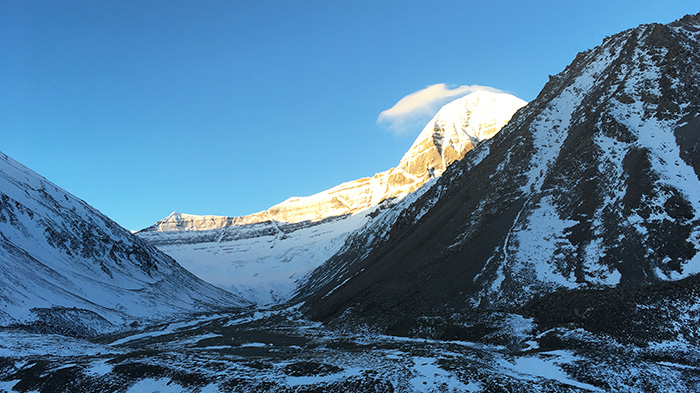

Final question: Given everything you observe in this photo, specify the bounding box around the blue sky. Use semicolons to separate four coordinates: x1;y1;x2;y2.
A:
3;1;698;230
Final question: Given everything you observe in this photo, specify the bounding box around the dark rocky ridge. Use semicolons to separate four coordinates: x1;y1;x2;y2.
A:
300;13;700;343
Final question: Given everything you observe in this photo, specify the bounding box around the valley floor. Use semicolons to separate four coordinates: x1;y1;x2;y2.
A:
1;307;700;392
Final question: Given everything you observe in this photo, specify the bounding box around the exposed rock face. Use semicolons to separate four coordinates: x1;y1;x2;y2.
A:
0;152;249;336
301;13;700;343
137;91;526;305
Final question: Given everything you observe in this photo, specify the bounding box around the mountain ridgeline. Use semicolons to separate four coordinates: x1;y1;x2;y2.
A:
300;14;700;342
0;153;250;336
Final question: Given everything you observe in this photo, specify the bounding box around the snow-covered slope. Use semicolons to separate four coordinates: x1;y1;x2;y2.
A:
0;152;250;335
138;210;377;305
302;13;700;340
137;90;526;305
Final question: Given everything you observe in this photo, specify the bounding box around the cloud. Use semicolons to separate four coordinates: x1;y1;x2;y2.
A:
377;84;504;135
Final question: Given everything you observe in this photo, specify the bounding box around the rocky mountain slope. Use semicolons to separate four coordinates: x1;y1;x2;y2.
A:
0;152;250;336
137;90;526;305
301;13;700;345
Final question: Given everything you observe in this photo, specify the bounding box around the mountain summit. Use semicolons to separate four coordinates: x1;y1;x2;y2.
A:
137;90;526;304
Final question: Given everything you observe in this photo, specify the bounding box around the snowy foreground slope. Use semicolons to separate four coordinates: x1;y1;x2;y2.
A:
303;13;700;340
137;90;526;305
0;152;250;335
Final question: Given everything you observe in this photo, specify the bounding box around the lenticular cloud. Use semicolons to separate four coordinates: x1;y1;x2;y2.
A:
377;83;504;135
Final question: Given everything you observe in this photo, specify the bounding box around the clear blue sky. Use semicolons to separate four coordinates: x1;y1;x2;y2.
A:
3;1;698;230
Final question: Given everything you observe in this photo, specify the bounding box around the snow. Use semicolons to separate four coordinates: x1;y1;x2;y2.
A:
400;90;527;166
0;330;119;357
199;385;223;393
85;359;113;377
2;303;692;392
592;131;628;206
598;35;700;280
498;351;603;392
0;380;21;392
477;44;621;294
108;314;226;346
321;274;354;299
521;46;614;194
4;18;700;393
509;197;579;289
108;330;174;346
614;66;700;221
155;210;373;305
125;378;187;393
658;361;700;370
484;27;700;291
240;342;268;348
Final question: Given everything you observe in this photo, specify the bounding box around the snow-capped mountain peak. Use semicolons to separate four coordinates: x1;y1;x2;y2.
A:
399;90;527;174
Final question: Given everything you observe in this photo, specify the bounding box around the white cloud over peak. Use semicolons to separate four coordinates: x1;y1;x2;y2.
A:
377;84;505;135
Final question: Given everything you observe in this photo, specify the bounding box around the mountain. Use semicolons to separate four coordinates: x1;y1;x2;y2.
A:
0;152;250;337
4;13;700;393
137;90;527;305
301;13;700;343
